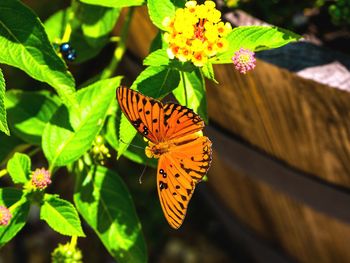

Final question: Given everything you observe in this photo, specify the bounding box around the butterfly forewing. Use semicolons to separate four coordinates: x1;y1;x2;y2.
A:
163;103;205;140
117;87;165;143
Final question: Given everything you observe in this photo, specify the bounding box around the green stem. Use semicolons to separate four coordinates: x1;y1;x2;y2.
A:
62;0;78;42
100;7;134;79
27;147;40;158
181;71;188;106
70;236;78;250
0;169;7;178
48;164;55;174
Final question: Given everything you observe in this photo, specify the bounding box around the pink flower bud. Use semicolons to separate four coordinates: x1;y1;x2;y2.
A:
31;168;51;190
0;205;12;226
232;48;256;74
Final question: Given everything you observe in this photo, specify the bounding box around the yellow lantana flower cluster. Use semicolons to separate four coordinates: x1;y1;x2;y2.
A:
163;1;232;67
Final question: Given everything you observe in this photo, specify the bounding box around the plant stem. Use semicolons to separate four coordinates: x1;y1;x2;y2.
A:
70;236;78;250
61;0;78;42
100;7;135;79
27;147;40;158
0;169;7;178
181;71;188;106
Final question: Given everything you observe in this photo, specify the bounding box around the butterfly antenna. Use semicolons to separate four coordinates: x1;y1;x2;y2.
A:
119;139;144;150
139;166;146;184
139;158;150;184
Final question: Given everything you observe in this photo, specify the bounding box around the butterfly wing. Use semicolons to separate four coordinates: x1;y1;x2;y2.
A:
117;86;165;143
157;134;212;229
117;87;213;229
163;103;205;140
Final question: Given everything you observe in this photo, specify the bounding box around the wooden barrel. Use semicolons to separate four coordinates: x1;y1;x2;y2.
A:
126;7;350;263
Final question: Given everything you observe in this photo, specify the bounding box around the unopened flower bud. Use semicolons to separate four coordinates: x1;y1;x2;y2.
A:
31;168;51;190
0;205;12;226
51;242;83;263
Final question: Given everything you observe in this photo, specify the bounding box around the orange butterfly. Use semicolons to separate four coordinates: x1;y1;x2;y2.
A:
117;87;212;229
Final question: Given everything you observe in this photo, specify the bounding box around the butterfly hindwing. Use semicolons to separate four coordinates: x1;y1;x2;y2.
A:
117;87;165;143
157;135;212;229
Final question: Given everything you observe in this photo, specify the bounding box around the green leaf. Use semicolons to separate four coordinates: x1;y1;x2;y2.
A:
6;90;60;145
147;0;175;30
173;69;208;123
80;0;144;8
42;77;121;168
118;115;138;159
215;25;301;64
0;69;9;135
74;166;147;263
105;114;157;167
143;49;170;67
6;153;31;184
44;3;118;64
201;62;217;83
0;188;30;247
143;50;196;73
172;0;186;8
149;31;164;53
131;66;180;98
40;194;85;237
79;3;121;46
0;0;77;107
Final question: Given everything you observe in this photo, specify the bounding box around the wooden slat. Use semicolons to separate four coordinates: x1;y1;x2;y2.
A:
199;184;297;263
208;137;350;263
206;126;350;223
206;61;350;187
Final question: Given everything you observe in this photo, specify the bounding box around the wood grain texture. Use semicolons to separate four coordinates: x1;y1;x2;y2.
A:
209;149;350;263
207;61;350;187
127;7;157;60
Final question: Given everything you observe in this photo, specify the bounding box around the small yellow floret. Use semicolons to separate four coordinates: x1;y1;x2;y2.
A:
185;1;197;8
162;17;172;28
163;0;232;67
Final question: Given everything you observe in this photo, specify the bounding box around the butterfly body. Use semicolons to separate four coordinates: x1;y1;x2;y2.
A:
145;131;203;158
117;87;212;229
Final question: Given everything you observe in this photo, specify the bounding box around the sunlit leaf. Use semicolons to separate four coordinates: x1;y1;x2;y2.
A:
0;188;29;247
79;0;144;8
215;25;301;64
147;0;175;30
173;69;208;123
74;166;147;263
0;0;76;107
40;194;85;237
143;49;169;67
201;62;217;83
131;66;180;98
79;3;121;46
6;153;31;184
0;69;9;135
42;77;121;168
